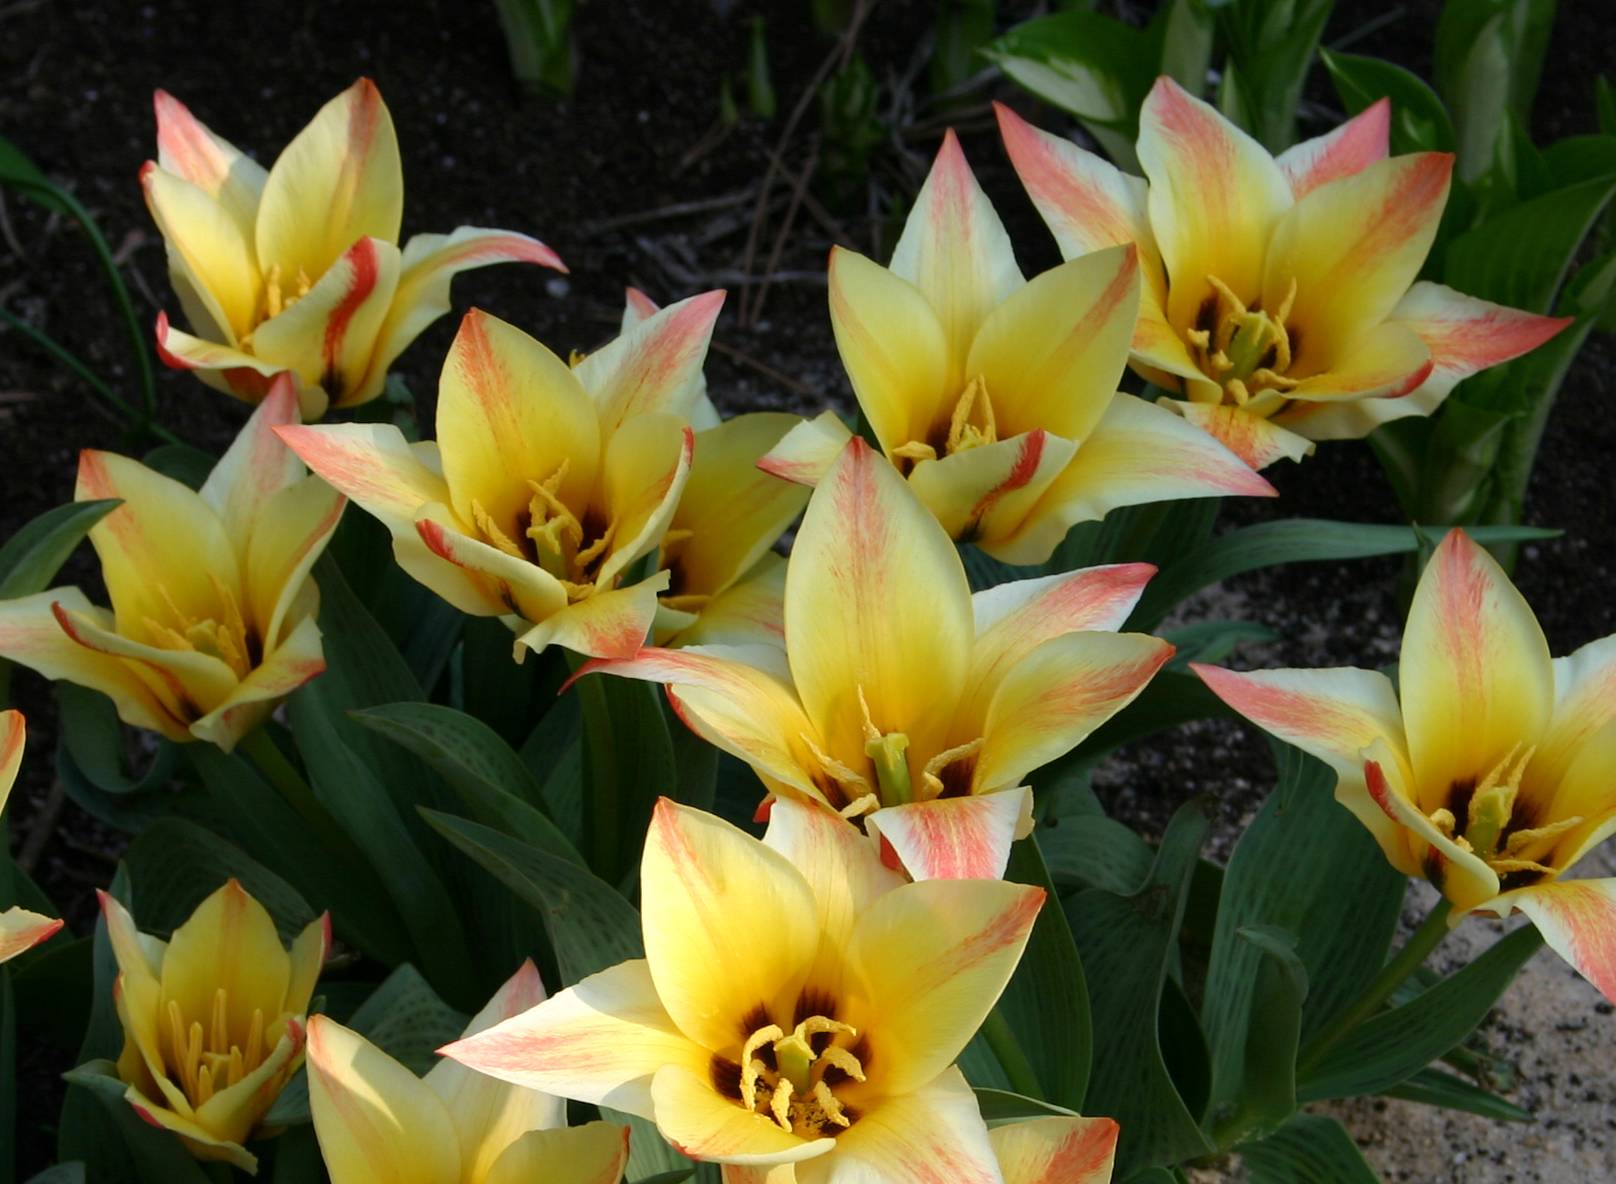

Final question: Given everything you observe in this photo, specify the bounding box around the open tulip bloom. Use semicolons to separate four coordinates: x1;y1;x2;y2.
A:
144;79;563;418
443;797;1045;1183
758;130;1274;565
306;961;629;1184
997;78;1571;470
579;437;1173;881
0;711;65;962
0;376;344;751
1197;529;1616;1002
101;880;329;1170
279;295;726;661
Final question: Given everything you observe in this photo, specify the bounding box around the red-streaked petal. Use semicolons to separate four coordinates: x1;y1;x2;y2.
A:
153;88;266;231
0;909;64;964
1168;402;1315;470
1275;99;1390;199
576;290;726;433
199;374;304;542
866;788;1032;882
906;431;1077;553
756;410;853;489
1487;879;1616;1004
1364;745;1498;907
990;1115;1120;1184
1389;281;1572;403
0;709;23;812
154;311;309;413
650;1062;834;1166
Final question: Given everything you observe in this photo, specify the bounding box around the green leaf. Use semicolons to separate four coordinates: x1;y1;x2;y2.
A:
62;1060;214;1182
0;499;119;599
1299;924;1544;1101
522;692;585;847
1320;48;1456;154
1382;1066;1532;1122
573;671;677;889
1240;1112;1380;1182
1;970;14;1184
1035;814;1154;896
1213;0;1334;150
23;1167;86;1184
139;442;215;490
1433;0;1555;185
1446;174;1616;314
423;809;642;983
1068;800;1214;1174
1204;925;1308;1146
972;1087;1082;1122
0;134;66;212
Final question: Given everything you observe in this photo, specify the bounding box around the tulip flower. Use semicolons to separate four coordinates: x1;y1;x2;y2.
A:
0;711;64;962
443;797;1044;1182
144;79;563;418
0;376;344;751
578;437;1172;881
758;130;1272;565
307;960;629;1184
280;296;723;661
99;880;329;1170
997;79;1571;470
719;1114;1118;1184
1196;529;1616;1003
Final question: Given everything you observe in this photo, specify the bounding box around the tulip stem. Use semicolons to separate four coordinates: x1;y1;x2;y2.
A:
981;1006;1043;1100
238;728;346;854
1297;898;1453;1078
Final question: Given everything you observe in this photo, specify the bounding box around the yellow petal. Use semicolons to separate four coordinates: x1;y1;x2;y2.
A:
650;1061;834;1165
641;799;818;1052
794;1067;997;1184
0;907;63;964
966;244;1139;444
1167;401;1315;469
904;431;1077;551
1386;281;1572;407
350;226;567;408
0;709;22;814
484;1123;631;1184
670;414;809;601
244;473;344;651
847;879;1043;1095
285;913;331;1016
77;449;243;649
414;510;570;627
121;1085;259;1173
1136;77;1292;331
141;163;261;342
826;248;951;456
249;236;403;408
865;789;1033;882
1486;879;1616;1004
598;418;694;588
199;375;305;546
306;1015;462;1184
664;555;787;650
188;613;327;751
889;130;1021;386
576;291;726;434
785;439;973;773
1536;635;1616;797
153;88;267;235
191;1024;306;1148
161;880;292;1053
511;576;667;662
1274;99;1390;199
439;959;707;1122
276;422;448;532
255;78;403;284
1400;529;1554;816
437;309;601;545
155;312;309;413
1262;153;1452;375
989;1115;1119;1184
757;410;853;489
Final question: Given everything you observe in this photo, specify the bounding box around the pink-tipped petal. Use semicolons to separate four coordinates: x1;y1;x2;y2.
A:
866;789;1033;882
512;577;669;662
577;290;726;433
1168;402;1315;469
757;410;854;488
152;88;266;231
1275;99;1391;199
0;909;64;964
990;1115;1120;1184
1489;879;1616;1004
1389;281;1573;403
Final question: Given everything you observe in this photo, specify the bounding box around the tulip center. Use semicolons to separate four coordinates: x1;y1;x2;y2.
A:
891;375;998;473
161;987;270;1108
1184;276;1301;416
142;576;256;681
471;460;617;603
254;263;315;328
1428;744;1582;886
719;1013;867;1139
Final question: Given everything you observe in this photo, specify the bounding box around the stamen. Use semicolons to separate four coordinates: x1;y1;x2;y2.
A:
210;987;229;1055
770;1079;793;1130
820;1045;867;1083
945;376;997;454
472;500;528;561
245;1008;265;1074
739;1024;783;1113
195;1062;215;1107
811;1080;852;1128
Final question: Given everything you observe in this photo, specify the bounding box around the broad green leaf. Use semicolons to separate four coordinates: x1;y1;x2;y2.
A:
1068;800;1214;1174
1240;1112;1380;1182
573;671;677;889
1320;48;1456;154
1542;134;1616;188
1445;174;1616;313
1203;924;1308;1147
1213;0;1334;150
1036;814;1154;896
423;809;642;983
1160;619;1277;667
1434;0;1555;184
1052;498;1220;580
1299;924;1544;1101
0;499;118;599
972;1087;1082;1122
522;692;584;847
1382;1066;1532;1122
269;1125;323;1183
139;442;215;490
458;616;548;745
1;971;13;1184
11;935;92;1054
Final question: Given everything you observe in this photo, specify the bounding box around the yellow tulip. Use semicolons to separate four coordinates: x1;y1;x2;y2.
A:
279;295;724;661
1197;529;1616;1003
306;961;629;1184
997;81;1571;470
144;79;563;418
442;797;1044;1182
759;130;1273;565
577;437;1172;882
718;1114;1119;1184
0;711;64;962
0;376;344;751
100;880;329;1171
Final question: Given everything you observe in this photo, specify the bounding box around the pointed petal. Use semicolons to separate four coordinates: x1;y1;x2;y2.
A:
200;374;304;544
757;410;854;488
998;394;1275;565
306;1016;462;1184
285;913;331;1015
827;248;951;455
1137;77;1292;329
670;414;809;601
665;554;787;649
847;879;1043;1094
797;1067;998;1184
154;311;305;412
1401;529;1555;815
989;1115;1119;1184
1541;721;1616;871
352;226;567;407
1489;880;1616;1004
1388;281;1572;404
866;789;1033;882
255;78;402;283
650;1062;833;1165
188;613;327;751
121;1087;258;1173
576;290;726;433
978;631;1173;791
162;881;291;1047
513;576;669;661
244;473;344;649
191;1024;306;1150
142;162;261;341
441;959;707;1122
1263;153;1452;371
0;709;22;813
641;799;818;1052
1275;99;1390;199
484;1123;631;1184
906;431;1077;550
437;309;601;541
1168;402;1315;469
1537;635;1616;795
153;89;266;232
598;419;694;588
0;908;64;964
51;601;239;729
275;422;447;531
891;130;1022;378
786;438;974;769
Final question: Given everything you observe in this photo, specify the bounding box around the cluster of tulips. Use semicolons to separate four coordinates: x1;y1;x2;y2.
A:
1;70;1612;1184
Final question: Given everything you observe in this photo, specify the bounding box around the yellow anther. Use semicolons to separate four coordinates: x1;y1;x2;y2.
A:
1505;816;1585;863
945;375;998;454
195;1062;215;1106
1429;808;1458;838
800;733;870;794
811;1080;852;1128
568;348;588;368
739;1023;784;1112
264;264;285;320
210;987;229;1054
770;1079;794;1130
472;500;528;561
820;1044;867;1083
892;440;938;464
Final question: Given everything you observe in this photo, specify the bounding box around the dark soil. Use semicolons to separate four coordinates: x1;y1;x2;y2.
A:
1;0;1610;1177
